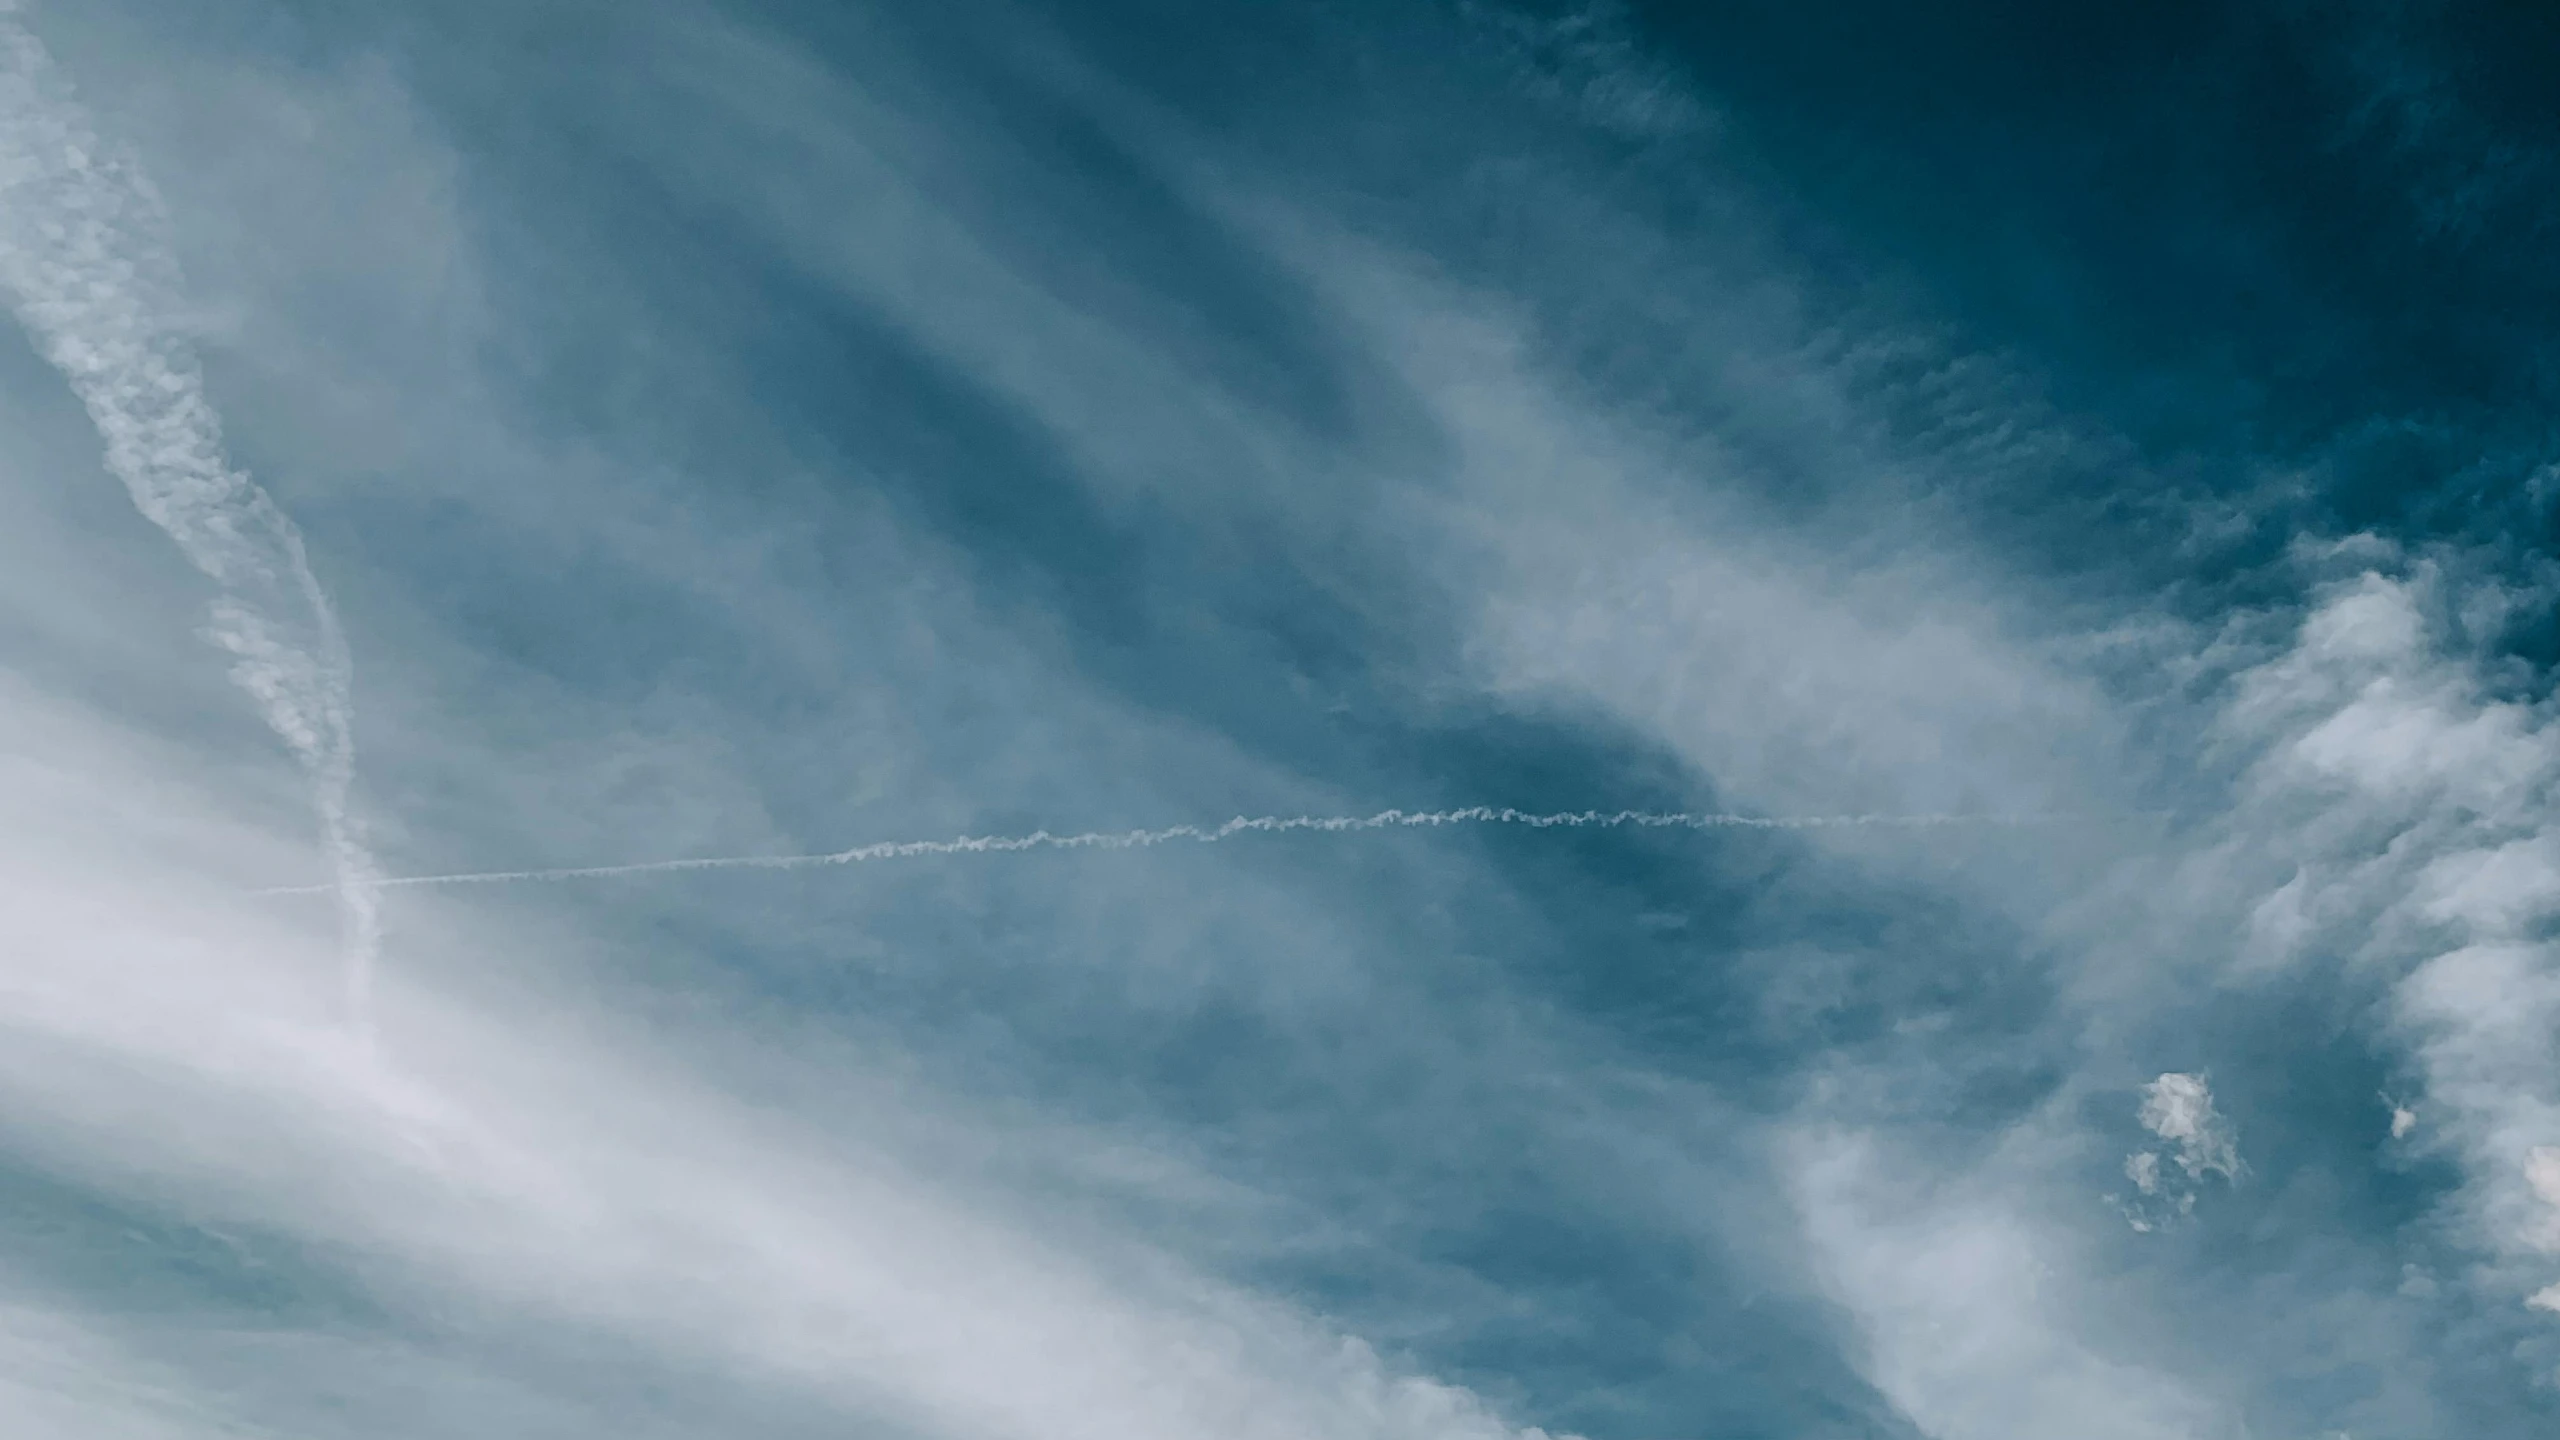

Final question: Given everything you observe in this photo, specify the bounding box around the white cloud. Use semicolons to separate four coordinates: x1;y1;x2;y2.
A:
2530;1148;2560;1253
0;672;1574;1440
1283;145;2278;1425
2124;1150;2163;1196
1304;188;2520;1411
2530;1148;2560;1205
1391;302;2110;827
2137;1073;2240;1184
2110;1075;2238;1233
11;0;2548;1426
1790;1129;2237;1440
2216;564;2560;1316
0;13;382;1025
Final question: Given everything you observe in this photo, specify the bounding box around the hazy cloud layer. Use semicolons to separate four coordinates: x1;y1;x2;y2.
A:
4;0;2558;1436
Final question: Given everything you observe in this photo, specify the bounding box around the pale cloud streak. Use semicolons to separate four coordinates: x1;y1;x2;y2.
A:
0;665;1578;1440
0;11;383;1030
1790;1127;2239;1440
9;0;2559;1433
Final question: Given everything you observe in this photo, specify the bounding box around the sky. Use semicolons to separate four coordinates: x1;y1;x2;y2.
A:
2;1;2558;1437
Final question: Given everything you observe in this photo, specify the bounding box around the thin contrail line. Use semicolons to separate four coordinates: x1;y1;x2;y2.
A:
248;807;2062;897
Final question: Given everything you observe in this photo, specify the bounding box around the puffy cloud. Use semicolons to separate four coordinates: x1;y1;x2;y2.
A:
2216;564;2560;1315
2124;1150;2163;1196
2137;1074;2240;1184
2111;1075;2237;1234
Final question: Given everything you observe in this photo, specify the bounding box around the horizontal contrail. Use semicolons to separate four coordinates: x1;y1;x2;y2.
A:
248;806;2065;897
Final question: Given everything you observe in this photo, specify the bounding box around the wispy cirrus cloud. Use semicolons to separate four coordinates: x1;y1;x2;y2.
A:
0;10;383;1029
7;0;2560;1437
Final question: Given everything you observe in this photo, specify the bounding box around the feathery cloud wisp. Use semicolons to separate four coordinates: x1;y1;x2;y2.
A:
0;14;383;1029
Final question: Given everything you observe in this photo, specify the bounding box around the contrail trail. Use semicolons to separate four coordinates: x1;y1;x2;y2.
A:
1;14;385;1031
248;807;2060;897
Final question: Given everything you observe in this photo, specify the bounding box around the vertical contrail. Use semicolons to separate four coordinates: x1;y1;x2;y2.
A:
0;12;384;1032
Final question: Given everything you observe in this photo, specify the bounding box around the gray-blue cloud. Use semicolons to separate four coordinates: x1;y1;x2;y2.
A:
4;1;2558;1437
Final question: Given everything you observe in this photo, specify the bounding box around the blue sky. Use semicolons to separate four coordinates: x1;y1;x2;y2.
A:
4;1;2559;1436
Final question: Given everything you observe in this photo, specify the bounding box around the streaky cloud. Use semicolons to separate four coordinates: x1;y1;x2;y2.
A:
0;11;384;1030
